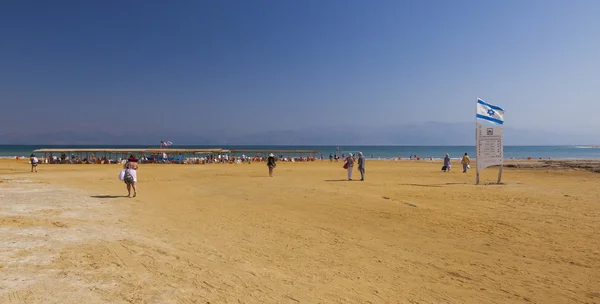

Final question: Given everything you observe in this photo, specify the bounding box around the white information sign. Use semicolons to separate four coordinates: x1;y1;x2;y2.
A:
476;124;503;171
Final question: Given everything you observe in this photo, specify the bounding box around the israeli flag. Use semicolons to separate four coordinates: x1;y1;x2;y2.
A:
477;98;504;125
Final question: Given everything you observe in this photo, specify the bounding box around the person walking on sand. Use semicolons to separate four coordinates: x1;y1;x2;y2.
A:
357;152;365;181
344;153;355;180
267;153;276;177
30;154;38;172
461;153;471;173
443;153;451;172
123;161;137;197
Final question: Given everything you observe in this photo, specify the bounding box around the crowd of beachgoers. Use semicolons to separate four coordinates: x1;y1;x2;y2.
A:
22;152;552;165
22;153;480;165
26;153;320;165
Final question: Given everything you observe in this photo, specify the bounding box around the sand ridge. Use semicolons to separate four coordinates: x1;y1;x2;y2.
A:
1;159;599;303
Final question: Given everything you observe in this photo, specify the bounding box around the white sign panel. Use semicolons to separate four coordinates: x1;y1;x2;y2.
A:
476;124;503;171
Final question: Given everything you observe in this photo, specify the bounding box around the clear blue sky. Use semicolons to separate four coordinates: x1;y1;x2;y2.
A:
1;0;599;136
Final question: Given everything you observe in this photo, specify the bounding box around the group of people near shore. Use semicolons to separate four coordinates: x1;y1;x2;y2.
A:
342;152;366;181
31;153;319;165
36;153;112;164
187;154;317;164
442;153;471;173
265;151;367;181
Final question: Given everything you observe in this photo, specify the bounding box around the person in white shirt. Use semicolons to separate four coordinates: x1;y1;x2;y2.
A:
344;153;355;180
30;154;39;172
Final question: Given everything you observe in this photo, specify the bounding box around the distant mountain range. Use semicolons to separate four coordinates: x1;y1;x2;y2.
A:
0;122;597;146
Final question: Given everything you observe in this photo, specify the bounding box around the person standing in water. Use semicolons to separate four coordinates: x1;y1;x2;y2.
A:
344;153;355;180
30;154;38;172
357;152;365;181
461;153;471;173
267;153;276;177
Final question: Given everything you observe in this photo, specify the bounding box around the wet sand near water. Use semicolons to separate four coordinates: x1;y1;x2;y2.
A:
504;159;600;173
1;159;599;303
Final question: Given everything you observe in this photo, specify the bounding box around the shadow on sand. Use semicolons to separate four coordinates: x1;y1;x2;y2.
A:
324;179;360;182
397;182;468;188
90;195;127;199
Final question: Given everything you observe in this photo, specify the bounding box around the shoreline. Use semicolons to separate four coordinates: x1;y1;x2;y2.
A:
0;155;600;164
3;156;600;161
3;145;600;161
3;158;600;174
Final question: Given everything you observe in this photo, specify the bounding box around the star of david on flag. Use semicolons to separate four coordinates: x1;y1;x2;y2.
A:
477;98;504;125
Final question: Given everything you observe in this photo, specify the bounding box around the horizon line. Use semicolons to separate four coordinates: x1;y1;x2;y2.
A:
0;144;596;147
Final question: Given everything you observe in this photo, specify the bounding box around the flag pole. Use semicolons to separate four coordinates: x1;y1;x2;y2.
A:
497;103;504;184
476;98;480;185
497;131;503;184
497;163;503;184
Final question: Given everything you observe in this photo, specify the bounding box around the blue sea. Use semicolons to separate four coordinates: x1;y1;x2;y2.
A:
2;145;600;160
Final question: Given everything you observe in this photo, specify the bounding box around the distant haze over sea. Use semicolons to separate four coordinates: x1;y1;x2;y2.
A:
1;122;597;146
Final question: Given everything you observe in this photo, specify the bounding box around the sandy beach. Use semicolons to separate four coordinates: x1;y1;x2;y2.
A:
1;159;598;303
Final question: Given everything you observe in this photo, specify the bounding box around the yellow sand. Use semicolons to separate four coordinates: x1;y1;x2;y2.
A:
1;159;598;303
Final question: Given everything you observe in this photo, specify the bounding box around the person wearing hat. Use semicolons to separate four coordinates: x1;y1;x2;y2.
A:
344;153;355;180
443;153;451;172
267;153;276;177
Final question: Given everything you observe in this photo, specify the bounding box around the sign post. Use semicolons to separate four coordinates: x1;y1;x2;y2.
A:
476;124;504;184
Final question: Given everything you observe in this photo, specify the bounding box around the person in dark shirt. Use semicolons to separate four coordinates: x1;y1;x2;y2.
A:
267;153;276;177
